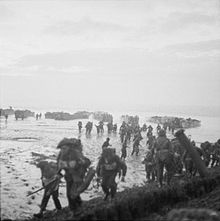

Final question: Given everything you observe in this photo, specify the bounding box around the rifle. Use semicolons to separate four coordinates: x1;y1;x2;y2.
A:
27;186;45;197
27;174;62;197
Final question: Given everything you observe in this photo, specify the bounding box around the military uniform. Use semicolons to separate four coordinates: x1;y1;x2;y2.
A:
142;150;156;181
57;138;93;211
154;130;174;187
34;161;62;218
96;148;127;200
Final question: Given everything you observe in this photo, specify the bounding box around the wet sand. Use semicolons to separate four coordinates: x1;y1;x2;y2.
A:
0;113;219;220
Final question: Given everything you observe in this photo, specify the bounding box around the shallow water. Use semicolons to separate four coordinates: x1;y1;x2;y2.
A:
0;112;220;220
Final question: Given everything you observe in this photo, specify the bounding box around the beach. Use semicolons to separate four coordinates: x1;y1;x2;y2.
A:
0;110;220;220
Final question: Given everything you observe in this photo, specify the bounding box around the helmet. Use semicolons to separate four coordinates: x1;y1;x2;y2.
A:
57;138;82;151
158;129;166;137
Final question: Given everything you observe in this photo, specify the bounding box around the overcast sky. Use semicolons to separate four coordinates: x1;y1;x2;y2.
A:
0;0;220;112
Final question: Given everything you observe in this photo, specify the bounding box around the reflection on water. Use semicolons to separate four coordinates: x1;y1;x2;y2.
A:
0;112;220;220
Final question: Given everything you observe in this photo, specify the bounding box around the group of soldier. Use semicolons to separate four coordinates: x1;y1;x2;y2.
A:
78;120;118;135
34;137;127;218
33;119;220;219
35;113;42;120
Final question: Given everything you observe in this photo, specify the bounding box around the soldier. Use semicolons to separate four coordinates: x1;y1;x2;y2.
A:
147;134;156;149
183;141;205;177
121;139;128;160
34;161;62;218
211;139;220;167
119;123;126;143
142;123;147;132
154;129;174;187
131;134;143;156
57;138;95;213
5;114;8;122
113;124;117;133
78;121;82;133
95;125;100;134
142;149;156;182
156;124;161;134
99;121;104;133
102;138;112;150
107;122;113;134
96;148;127;201
200;141;212;167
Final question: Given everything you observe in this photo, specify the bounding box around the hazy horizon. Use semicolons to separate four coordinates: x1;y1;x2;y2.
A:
0;0;220;113
1;103;220;119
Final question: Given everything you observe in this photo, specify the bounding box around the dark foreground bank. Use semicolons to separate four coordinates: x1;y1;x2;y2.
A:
19;166;220;221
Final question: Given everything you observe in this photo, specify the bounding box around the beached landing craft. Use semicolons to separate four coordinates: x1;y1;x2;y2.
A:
14;110;35;120
148;116;201;129
0;107;15;116
44;111;113;122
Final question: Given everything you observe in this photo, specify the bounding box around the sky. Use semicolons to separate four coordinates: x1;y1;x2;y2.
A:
0;0;220;113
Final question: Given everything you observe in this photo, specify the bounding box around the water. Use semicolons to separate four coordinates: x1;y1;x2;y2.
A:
0;110;220;220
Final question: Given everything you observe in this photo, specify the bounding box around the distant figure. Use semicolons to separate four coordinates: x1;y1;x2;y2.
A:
107;122;113;134
156;124;161;133
78;121;82;133
39;113;42;119
113;124;117;133
121;139;128;160
5;114;8;122
131;136;142;156
99;121;104;133
142;149;156;182
34;161;62;218
85;121;93;135
36;114;39;120
102;138;112;150
95;125;100;134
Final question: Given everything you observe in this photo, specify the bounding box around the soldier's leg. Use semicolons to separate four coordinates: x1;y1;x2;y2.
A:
157;160;164;187
40;190;51;212
109;174;117;199
165;159;175;186
136;147;139;156
52;189;62;210
66;179;76;211
145;164;150;180
101;176;110;200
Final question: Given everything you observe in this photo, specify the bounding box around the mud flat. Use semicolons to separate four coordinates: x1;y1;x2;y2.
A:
25;166;220;221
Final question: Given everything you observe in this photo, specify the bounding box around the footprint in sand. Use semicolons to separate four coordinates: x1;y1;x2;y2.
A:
27;200;32;205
